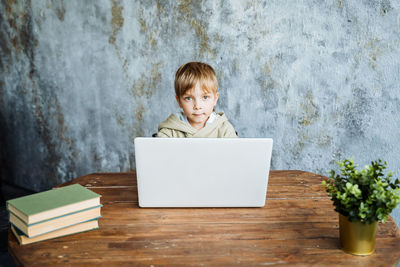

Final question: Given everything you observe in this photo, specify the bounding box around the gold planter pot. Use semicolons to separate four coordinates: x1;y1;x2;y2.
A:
339;214;378;255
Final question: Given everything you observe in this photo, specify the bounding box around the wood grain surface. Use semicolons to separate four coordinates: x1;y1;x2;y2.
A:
8;171;400;266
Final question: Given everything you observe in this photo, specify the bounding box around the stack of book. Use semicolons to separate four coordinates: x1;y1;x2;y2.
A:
7;184;102;245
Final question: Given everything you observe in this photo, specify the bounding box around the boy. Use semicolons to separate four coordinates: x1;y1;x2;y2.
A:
157;62;237;138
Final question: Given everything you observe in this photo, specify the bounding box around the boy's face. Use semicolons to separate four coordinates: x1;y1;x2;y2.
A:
176;82;219;130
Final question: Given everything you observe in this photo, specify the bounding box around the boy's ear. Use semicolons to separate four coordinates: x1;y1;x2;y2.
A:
214;92;219;106
176;95;183;108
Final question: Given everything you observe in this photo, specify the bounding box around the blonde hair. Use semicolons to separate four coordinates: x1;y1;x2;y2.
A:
174;62;218;97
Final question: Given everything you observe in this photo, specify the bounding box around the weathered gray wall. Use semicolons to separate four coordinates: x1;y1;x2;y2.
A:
1;1;400;225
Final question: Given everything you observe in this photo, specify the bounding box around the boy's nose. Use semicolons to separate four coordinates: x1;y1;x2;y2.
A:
193;99;202;109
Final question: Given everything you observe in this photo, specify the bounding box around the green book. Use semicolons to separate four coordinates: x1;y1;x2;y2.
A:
7;184;101;225
10;205;102;237
11;219;99;245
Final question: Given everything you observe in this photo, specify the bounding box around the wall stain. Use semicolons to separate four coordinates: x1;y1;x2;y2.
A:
47;0;66;22
32;85;62;187
31;79;78;187
136;7;158;50
340;86;371;137
380;0;392;16
4;0;36;83
109;0;128;85
113;107;126;128
131;62;162;98
317;134;333;147
365;38;382;70
361;37;398;71
130;102;145;140
299;91;319;126
136;103;145;122
132;77;147;98
147;31;158;50
137;6;147;33
55;100;73;147
155;0;166;18
150;62;162;93
258;60;280;110
177;0;216;59
292;132;308;159
0;25;11;70
260;62;278;91
4;0;36;59
93;152;100;163
109;0;124;46
122;59;128;70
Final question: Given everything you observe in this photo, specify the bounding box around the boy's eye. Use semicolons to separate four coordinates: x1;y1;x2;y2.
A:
183;97;192;101
203;95;210;100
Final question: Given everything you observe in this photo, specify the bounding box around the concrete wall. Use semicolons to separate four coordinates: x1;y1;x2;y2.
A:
1;1;400;225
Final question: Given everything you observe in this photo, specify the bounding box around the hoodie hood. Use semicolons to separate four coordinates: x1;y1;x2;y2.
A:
158;112;230;137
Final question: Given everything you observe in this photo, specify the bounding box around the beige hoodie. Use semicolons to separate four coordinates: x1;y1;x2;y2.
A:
157;112;238;138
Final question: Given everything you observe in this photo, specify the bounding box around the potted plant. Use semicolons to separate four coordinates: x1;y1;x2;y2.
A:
322;158;400;255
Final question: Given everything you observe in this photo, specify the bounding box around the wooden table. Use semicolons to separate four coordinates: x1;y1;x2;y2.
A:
8;171;400;266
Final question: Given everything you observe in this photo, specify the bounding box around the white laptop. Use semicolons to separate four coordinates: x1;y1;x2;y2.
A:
134;138;273;207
